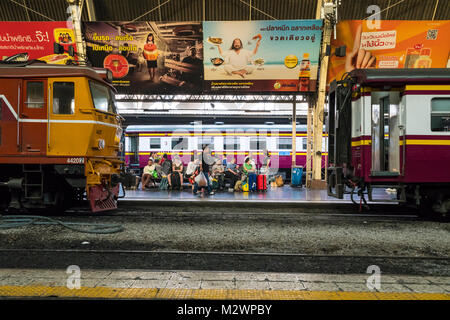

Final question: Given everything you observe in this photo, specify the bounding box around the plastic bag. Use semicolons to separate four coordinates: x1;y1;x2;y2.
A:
195;172;207;187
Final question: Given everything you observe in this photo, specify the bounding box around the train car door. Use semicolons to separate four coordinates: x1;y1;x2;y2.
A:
0;79;22;155
20;79;47;154
371;92;401;175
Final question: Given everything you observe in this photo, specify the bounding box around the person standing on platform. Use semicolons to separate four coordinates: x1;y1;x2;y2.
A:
194;146;214;196
261;150;271;175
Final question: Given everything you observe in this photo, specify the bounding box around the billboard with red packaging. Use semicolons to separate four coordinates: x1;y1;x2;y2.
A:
0;21;76;64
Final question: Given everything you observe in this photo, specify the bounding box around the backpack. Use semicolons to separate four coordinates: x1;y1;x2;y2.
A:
159;177;169;190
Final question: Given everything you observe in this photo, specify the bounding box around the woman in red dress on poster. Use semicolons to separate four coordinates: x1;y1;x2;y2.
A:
143;33;158;82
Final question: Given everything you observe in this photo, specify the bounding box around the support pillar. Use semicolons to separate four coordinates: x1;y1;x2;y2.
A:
309;0;333;189
291;96;297;168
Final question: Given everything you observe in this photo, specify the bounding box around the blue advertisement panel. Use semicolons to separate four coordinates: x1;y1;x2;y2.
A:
203;20;323;92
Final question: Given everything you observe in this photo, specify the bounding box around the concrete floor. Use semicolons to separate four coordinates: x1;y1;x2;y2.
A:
0;268;448;299
122;186;394;203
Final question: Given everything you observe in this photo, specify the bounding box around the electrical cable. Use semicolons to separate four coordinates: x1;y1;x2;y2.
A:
0;215;124;234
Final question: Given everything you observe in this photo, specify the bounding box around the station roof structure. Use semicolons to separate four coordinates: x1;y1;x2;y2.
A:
1;0;448;22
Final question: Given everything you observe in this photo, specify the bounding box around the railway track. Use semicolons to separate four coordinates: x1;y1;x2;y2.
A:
0;248;448;276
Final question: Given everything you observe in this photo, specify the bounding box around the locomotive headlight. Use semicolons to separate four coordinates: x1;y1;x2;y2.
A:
98;139;106;150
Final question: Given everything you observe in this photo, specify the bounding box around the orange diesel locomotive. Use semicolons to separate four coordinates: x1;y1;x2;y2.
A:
0;60;124;212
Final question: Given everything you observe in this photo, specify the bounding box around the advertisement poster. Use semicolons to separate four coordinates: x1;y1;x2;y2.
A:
327;20;450;83
83;22;203;94
0;21;76;64
203;20;323;92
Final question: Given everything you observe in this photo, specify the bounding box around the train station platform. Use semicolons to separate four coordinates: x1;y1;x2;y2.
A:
0;268;448;300
121;186;394;204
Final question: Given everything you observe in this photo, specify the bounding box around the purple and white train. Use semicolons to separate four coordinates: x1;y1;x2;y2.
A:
124;124;328;177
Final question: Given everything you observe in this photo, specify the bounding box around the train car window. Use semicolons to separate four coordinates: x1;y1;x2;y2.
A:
198;137;214;150
150;138;161;149
89;81;117;114
26;82;44;108
302;138;307;150
172;137;188;150
225;138;240;150
431;98;450;132
250;138;266;150
278;138;292;150
53;82;74;114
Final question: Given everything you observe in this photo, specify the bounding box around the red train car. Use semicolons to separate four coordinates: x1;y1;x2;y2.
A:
327;68;450;218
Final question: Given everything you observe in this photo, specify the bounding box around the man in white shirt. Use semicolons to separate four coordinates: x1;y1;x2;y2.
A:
215;37;261;78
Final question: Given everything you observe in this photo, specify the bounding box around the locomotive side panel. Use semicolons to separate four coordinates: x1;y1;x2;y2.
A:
47;77;121;158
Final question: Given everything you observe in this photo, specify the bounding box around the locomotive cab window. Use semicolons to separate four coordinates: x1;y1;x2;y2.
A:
53;82;74;114
89;81;117;114
431;98;450;132
26;82;44;108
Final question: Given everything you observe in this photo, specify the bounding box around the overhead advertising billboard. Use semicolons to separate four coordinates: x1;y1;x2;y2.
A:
0;21;76;64
203;20;323;92
327;20;450;83
83;21;203;94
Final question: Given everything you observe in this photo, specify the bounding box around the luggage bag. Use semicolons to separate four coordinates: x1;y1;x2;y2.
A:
257;174;267;191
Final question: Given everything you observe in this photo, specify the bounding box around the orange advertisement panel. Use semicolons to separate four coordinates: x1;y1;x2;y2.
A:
327;20;450;83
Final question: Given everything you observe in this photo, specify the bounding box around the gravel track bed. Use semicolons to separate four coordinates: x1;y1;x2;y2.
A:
1;210;449;257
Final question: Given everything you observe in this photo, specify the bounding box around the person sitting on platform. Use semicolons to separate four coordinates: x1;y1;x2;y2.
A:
168;155;184;191
141;158;158;190
161;153;172;176
187;158;200;192
211;158;225;191
185;155;199;188
225;157;240;191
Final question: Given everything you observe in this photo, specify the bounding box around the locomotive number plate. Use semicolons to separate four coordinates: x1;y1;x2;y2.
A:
67;158;85;164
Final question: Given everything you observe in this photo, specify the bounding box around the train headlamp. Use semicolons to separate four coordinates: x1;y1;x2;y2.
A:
106;69;113;82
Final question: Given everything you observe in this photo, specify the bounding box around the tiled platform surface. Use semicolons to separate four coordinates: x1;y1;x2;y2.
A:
1;269;449;300
121;186;393;203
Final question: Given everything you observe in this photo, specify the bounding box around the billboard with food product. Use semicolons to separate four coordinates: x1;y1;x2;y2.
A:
203;20;323;92
0;22;76;64
327;20;450;83
83;21;203;94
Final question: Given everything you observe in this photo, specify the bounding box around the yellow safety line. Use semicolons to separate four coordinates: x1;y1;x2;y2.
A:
0;286;448;300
